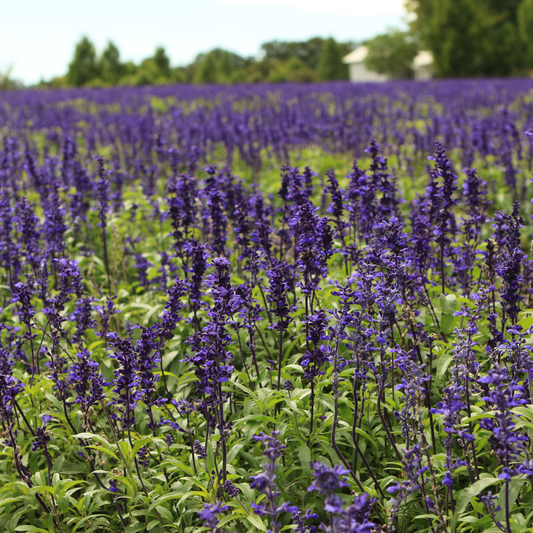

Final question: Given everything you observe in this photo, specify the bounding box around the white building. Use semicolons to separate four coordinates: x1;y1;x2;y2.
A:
342;46;434;82
342;46;389;83
413;51;434;80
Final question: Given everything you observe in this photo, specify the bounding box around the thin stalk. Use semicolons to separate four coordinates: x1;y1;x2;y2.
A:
334;343;384;499
309;380;315;436
276;330;283;392
255;323;274;361
376;383;402;462
28;324;37;386
102;225;112;295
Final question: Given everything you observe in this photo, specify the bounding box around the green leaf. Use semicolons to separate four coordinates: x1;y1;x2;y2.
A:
72;514;109;532
73;433;113;448
461;411;495;425
0;498;24;508
58;496;70;514
148;492;186;513
298;444;311;474
245;513;267;532
240;452;260;469
413;513;440;521
440;293;457;313
51;455;65;474
126;524;146;533
118;440;131;465
165;459;194;476
147;519;160;531
495;478;526;524
130;436;153;459
440;293;458;335
227;443;245;464
236;414;279;424
436;352;453;384
125;525;149;533
155;505;174;523
85;445;119;461
451;476;501;532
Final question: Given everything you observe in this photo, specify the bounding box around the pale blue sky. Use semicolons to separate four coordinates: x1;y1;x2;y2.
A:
0;0;406;84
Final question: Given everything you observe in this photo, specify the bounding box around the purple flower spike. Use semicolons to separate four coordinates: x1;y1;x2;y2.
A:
308;462;349;495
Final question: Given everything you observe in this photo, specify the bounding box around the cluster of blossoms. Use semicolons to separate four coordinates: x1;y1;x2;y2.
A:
5;81;533;533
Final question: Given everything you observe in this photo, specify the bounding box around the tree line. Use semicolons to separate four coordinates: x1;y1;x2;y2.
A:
39;36;353;88
405;0;533;77
355;0;533;80
4;0;533;90
55;0;533;87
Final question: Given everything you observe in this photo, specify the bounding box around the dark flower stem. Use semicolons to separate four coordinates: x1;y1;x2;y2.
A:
102;225;112;295
377;381;402;462
276;331;283;392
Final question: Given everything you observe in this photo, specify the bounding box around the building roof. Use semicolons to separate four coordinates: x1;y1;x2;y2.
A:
413;51;433;68
343;47;434;69
342;46;368;65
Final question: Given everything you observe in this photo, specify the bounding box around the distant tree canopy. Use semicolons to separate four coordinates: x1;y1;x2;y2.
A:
45;35;354;88
364;30;418;79
193;49;253;83
405;0;533;77
0;66;23;91
67;36;99;86
518;0;533;69
317;38;347;81
13;2;533;91
262;38;326;71
99;41;126;84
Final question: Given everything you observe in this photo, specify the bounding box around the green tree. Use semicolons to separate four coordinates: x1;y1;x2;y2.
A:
242;58;273;83
67;36;99;86
191;49;251;83
267;57;316;82
261;37;354;74
195;52;218;83
364;30;418;79
126;47;173;86
0;66;23;90
405;0;434;44
519;0;533;70
218;51;233;80
99;41;125;84
317;38;346;81
152;47;171;78
261;38;324;70
406;0;525;77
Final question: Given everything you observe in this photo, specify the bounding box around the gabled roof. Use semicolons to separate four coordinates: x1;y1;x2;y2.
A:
342;46;368;65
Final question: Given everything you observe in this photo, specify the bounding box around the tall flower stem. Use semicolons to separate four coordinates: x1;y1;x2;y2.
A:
276;331;283;392
102;224;112;295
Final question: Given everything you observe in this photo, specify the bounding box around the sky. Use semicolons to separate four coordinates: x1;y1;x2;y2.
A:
0;0;407;85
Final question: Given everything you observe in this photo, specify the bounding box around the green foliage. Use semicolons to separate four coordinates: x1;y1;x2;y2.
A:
67;36;100;87
54;36;355;88
261;37;328;71
195;52;219;84
317;38;347;81
364;29;418;79
99;41;126;85
268;57;317;83
518;0;533;71
0;66;23;90
3;118;533;530
152;47;171;78
192;49;251;83
406;0;528;77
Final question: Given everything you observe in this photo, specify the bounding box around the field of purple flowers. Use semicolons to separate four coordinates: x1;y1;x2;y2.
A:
3;80;533;533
